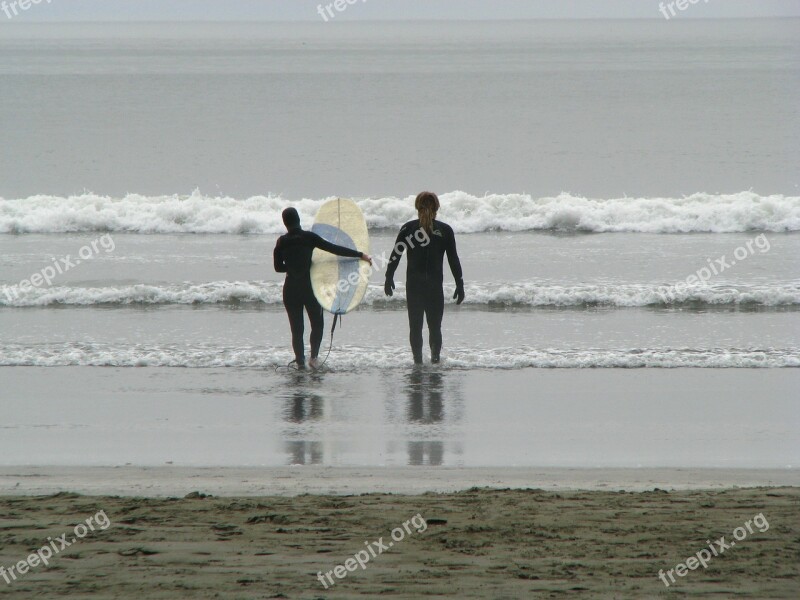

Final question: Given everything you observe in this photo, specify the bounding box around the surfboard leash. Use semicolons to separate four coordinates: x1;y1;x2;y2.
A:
315;312;341;369
275;358;302;372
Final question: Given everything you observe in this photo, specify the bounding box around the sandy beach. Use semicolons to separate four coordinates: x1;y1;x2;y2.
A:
1;483;797;599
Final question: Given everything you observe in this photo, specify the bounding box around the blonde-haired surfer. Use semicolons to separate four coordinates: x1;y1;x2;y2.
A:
384;192;464;364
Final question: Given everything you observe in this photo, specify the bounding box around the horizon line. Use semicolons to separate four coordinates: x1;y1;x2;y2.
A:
1;16;799;24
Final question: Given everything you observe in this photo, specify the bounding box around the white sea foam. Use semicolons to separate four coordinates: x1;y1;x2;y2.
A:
2;280;797;308
1;191;798;234
0;343;796;369
0;281;283;307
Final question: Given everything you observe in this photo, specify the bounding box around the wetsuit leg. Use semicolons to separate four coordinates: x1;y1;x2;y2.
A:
426;285;445;362
283;280;305;364
406;280;425;363
305;290;325;359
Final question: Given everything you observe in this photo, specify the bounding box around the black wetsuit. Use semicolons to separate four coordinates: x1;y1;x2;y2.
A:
385;219;463;363
274;227;361;363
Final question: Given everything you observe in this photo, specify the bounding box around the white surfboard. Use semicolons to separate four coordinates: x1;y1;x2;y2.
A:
310;198;370;315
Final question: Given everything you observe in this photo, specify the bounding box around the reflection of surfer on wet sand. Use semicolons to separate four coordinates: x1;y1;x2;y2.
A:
406;369;444;466
283;390;324;465
285;390;323;423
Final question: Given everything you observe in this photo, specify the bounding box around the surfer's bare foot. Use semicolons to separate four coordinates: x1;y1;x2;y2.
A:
294;358;306;370
308;357;320;370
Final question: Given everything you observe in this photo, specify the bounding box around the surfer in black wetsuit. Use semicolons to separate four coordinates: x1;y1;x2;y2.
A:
274;207;372;369
384;192;464;364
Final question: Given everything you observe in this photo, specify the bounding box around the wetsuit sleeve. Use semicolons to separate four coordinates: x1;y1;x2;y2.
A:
445;226;463;282
273;238;287;273
385;224;409;280
310;232;362;258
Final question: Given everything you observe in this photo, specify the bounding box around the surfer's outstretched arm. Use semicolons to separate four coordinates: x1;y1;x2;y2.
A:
310;233;372;264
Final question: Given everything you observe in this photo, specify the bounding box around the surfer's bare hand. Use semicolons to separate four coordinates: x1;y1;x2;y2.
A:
361;253;373;266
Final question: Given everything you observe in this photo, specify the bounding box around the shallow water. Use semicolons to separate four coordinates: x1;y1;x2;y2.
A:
1;366;797;468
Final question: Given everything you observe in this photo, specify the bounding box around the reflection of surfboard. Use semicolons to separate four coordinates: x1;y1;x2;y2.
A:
310;198;370;315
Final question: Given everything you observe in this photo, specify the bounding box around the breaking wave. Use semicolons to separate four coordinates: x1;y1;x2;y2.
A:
1;191;798;234
2;280;798;308
0;343;796;369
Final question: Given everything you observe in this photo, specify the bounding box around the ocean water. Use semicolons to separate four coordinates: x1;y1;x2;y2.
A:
0;20;798;468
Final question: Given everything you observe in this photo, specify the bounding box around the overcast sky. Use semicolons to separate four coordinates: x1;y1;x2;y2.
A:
3;0;799;22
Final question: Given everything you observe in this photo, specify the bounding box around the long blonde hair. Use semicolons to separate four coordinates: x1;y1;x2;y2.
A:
415;191;440;234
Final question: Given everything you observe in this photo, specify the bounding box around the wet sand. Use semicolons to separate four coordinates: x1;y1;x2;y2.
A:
1;486;797;599
2;466;799;496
